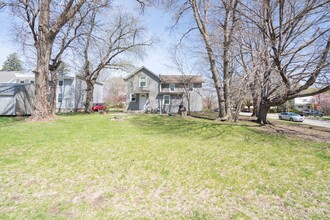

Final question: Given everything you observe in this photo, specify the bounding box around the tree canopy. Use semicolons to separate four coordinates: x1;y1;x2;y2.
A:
1;53;23;71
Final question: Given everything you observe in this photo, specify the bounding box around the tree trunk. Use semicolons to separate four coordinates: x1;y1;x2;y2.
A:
233;99;243;122
190;0;225;120
34;56;51;118
257;100;270;124
84;79;94;113
49;69;57;115
223;46;232;120
32;0;54;119
252;95;260;117
223;11;232;121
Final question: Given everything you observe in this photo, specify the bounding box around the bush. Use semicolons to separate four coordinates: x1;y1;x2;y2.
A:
269;108;277;113
290;109;301;114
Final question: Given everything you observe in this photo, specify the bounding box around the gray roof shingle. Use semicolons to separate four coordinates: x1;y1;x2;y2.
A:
159;75;204;84
0;83;22;96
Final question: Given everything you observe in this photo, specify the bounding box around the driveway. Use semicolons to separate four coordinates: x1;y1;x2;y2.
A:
240;112;330;129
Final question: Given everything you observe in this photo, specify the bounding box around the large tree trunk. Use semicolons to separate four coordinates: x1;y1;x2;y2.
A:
223;0;237;121
257;100;271;124
84;79;94;113
32;0;54;119
34;56;51;118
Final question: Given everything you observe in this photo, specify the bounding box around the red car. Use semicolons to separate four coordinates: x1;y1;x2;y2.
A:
92;103;107;111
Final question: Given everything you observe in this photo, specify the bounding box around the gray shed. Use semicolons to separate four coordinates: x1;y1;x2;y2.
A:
0;83;35;116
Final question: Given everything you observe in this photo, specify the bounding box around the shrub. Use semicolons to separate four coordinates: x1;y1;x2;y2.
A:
269;108;277;113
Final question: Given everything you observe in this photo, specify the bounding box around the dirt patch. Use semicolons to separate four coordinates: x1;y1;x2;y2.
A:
110;116;124;121
71;191;107;210
254;121;330;143
27;115;57;123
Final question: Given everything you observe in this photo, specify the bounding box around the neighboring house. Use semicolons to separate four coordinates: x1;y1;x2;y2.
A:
0;71;104;111
291;96;316;111
0;83;35;116
0;71;35;84
124;66;204;113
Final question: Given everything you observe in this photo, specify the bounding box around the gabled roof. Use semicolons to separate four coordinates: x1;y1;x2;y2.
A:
160;75;204;84
124;66;160;81
0;83;23;96
0;71;29;83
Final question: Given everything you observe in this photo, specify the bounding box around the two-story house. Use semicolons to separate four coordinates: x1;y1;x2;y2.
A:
291;96;316;111
124;66;204;113
0;71;104;111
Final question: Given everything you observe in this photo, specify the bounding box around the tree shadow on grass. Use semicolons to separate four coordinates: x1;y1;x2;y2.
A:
130;115;258;140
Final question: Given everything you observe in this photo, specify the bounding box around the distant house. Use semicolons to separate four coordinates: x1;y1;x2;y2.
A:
291;96;316;111
124;66;204;113
0;71;104;111
0;83;35;115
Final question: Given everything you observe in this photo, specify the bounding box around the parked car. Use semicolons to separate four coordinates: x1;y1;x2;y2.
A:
92;103;107;111
278;112;304;122
302;110;324;117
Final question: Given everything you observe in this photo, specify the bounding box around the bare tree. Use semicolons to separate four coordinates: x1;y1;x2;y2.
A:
317;93;330;115
203;89;217;110
240;0;330;124
219;0;239;120
167;46;201;114
3;0;88;119
104;77;126;108
48;4;103;115
79;9;154;113
164;0;243;120
188;0;227;119
236;20;266;117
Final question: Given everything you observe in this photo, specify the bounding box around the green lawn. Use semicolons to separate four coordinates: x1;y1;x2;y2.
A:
0;114;329;219
321;116;330;120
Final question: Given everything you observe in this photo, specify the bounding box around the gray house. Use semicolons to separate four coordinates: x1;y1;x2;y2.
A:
124;66;204;113
0;71;104;111
0;83;35;115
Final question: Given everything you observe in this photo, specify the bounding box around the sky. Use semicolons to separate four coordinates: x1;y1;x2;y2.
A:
0;1;181;76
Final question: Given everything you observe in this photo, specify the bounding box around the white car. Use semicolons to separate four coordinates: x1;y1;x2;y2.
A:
278;112;304;122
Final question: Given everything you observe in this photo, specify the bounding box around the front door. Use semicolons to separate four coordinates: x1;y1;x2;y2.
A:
139;94;147;110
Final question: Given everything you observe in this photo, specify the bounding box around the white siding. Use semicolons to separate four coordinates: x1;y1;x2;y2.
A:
93;83;104;103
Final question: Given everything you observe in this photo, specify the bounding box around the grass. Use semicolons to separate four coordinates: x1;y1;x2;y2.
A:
0;114;329;219
320;116;330;120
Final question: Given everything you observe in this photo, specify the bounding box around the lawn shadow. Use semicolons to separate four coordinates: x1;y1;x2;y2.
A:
130;115;259;140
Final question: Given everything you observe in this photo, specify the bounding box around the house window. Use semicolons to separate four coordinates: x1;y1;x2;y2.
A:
163;95;170;105
20;80;25;84
169;83;175;92
139;76;147;87
188;83;194;91
130;93;136;102
30;80;34;84
58;80;64;86
58;93;63;103
302;98;307;103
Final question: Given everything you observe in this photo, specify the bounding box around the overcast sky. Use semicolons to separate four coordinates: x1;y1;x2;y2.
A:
0;1;181;76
